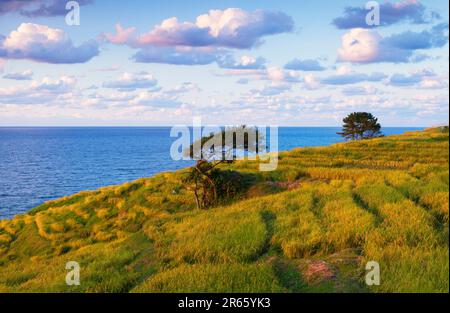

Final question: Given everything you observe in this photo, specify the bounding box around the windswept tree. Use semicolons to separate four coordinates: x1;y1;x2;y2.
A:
183;125;266;209
338;112;382;140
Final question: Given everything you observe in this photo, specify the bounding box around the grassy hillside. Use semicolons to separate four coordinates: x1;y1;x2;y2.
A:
0;127;448;293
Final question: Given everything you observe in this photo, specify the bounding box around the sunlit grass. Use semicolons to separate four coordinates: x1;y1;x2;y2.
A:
0;127;448;293
132;263;286;293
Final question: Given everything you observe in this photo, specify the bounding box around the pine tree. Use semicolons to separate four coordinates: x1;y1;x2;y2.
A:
338;112;382;140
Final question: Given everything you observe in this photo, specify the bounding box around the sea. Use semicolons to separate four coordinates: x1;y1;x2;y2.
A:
0;127;422;219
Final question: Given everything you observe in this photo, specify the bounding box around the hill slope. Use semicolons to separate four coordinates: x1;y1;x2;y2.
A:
0;127;448;293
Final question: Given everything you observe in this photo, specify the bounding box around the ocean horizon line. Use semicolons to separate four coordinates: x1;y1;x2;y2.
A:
0;125;429;128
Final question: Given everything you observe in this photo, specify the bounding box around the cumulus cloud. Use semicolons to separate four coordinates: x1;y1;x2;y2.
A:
251;82;291;96
215;66;301;83
389;69;448;88
0;75;77;105
337;29;381;63
0;23;99;64
133;46;266;69
165;82;200;95
88;80;197;109
390;73;426;86
217;54;266;69
419;75;449;89
102;72;158;91
131;90;182;108
3;69;33;80
0;0;94;17
89;92;136;104
103;8;292;66
321;66;387;85
31;76;77;93
104;8;293;49
342;85;380;96
382;23;448;50
303;74;321;90
265;67;301;82
217;55;266;69
132;46;220;65
337;23;448;63
284;58;326;71
103;24;137;45
332;0;439;29
0;73;187;110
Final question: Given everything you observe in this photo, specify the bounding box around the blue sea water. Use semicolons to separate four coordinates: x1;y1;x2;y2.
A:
0;127;422;219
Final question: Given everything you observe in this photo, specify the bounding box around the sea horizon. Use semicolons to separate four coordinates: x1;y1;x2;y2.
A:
0;125;431;128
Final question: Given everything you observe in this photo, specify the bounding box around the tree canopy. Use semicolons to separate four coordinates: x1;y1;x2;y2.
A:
338;112;382;140
183;125;266;209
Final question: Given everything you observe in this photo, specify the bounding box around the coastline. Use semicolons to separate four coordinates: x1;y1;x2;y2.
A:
0;127;425;220
0;127;447;292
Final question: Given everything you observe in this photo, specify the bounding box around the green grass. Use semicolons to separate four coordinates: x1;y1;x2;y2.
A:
132;263;286;293
158;207;268;264
0;127;448;293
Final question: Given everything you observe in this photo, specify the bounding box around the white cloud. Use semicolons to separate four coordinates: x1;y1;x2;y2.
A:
420;76;449;89
332;0;439;29
337;24;448;64
132;46;220;65
0;0;94;17
215;66;301;83
0;75;77;105
217;55;266;69
131;90;182;107
31;76;77;92
284;58;326;71
104;9;294;49
0;23;99;64
321;66;387;85
389;69;449;89
165;82;200;95
102;72;158;91
3;69;33;80
342;85;380;96
251;82;291;96
303;74;320;90
103;8;293;66
337;29;381;63
266;67;301;82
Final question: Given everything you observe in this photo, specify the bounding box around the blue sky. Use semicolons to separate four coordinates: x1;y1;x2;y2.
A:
0;0;448;126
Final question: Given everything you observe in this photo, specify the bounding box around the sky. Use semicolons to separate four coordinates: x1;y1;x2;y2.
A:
0;0;448;126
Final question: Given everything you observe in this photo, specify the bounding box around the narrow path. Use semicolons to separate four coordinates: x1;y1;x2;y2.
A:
351;191;383;226
258;210;276;258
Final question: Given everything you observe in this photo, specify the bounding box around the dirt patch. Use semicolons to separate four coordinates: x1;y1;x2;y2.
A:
266;181;301;190
299;260;336;284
